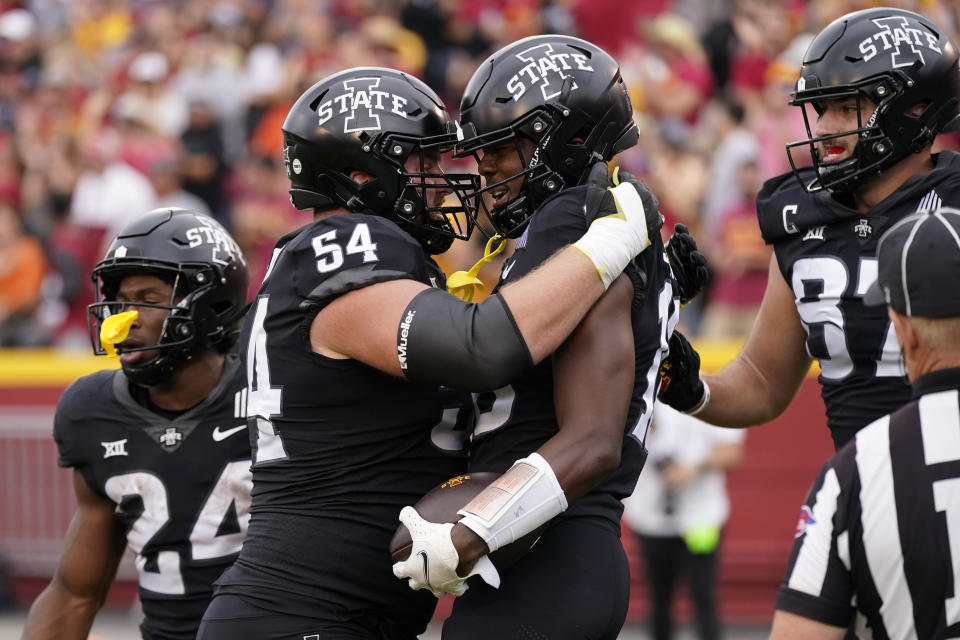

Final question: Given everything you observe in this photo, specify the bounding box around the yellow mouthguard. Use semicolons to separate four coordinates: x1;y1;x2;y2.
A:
447;234;507;302
99;310;138;357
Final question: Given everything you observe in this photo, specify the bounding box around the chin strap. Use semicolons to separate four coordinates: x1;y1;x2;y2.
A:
100;311;138;357
446;235;507;302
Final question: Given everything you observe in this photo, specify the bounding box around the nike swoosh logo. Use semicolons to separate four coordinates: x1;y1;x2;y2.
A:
418;551;432;590
501;260;515;282
212;424;247;442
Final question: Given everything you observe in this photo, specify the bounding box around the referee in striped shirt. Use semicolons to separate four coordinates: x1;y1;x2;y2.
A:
772;206;960;639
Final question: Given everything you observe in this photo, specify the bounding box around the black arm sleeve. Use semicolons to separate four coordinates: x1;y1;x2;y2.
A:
398;288;533;392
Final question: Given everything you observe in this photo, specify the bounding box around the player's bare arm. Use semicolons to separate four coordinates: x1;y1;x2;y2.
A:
389;232;648;595
312;170;658;386
423;273;633;584
441;273;635;574
22;472;127;640
311;246;606;377
768;610;845;640
540;272;634;500
658;253;811;425
696;254;811;426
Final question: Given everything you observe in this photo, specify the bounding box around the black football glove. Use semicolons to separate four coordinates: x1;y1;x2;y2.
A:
665;223;709;305
612;167;664;242
582;162;664;244
658;330;705;413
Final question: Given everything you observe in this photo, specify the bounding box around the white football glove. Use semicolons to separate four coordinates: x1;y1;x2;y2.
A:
391;506;500;598
573;163;663;289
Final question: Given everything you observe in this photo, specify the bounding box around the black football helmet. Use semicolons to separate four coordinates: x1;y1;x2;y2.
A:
282;67;480;254
456;34;638;238
786;8;960;194
88;208;249;386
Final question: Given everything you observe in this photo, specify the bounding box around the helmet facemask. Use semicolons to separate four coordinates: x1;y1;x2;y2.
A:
88;262;234;387
785;8;960;196
787;76;911;194
381;129;481;254
455;106;570;239
455;35;639;239
281;68;483;255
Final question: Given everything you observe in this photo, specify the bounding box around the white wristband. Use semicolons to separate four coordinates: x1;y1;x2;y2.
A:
573;182;652;289
457;452;568;553
686;379;711;416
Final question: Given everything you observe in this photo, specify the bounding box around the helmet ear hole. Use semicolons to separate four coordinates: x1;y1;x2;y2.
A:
905;101;931;119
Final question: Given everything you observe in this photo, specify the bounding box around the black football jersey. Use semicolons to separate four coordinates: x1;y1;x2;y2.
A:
53;356;251;640
757;151;960;450
214;214;471;633
469;186;680;530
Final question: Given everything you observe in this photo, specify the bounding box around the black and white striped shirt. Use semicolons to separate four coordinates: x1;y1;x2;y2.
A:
777;366;960;639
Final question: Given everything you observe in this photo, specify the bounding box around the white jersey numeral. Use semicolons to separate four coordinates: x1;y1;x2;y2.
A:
474;386;515;437
190;461;253;559
312;223;379;273
632;273;679;443
793;256;853;379
430;397;476;452
791;256;902;381
105;465;252;595
247;295;287;464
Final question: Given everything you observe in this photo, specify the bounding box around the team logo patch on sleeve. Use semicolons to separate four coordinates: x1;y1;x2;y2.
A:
795;505;816;538
101;438;128;458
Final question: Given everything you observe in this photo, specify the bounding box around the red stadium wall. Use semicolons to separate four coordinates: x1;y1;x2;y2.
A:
0;346;834;624
625;377;833;624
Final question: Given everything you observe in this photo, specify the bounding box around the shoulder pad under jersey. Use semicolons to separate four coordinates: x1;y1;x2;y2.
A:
53;369;121;468
757;169;848;244
278;214;442;308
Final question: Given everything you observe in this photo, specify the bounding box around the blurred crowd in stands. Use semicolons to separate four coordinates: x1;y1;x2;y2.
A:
1;0;958;348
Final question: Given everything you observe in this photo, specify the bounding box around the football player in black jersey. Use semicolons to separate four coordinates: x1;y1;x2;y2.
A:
772;208;960;639
197;67;662;639
657;7;960;451
390;36;686;639
22;208;251;640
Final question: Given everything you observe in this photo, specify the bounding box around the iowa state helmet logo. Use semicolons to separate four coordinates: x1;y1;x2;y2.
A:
316;77;410;133
506;42;594;102
858;16;943;68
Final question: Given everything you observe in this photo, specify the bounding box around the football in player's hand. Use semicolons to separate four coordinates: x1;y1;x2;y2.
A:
389;472;545;571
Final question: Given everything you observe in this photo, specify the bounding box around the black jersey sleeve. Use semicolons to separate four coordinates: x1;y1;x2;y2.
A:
759;152;960;247
280;214;441;313
53;370;117;470
501;187;588;283
757;170;835;244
